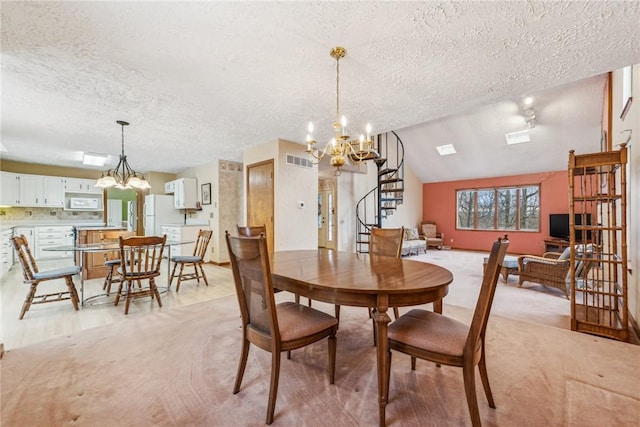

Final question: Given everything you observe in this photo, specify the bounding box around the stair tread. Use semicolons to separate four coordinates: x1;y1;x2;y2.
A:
378;168;398;176
380;178;404;184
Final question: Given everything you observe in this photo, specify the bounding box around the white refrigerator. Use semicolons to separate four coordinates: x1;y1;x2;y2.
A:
143;194;183;236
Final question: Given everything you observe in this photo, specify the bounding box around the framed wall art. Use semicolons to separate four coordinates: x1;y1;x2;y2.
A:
201;183;212;205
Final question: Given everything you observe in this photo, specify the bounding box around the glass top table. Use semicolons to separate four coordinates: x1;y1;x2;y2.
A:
44;240;193;305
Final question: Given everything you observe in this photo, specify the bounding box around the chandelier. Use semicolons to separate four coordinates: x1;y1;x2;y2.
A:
305;46;378;174
95;121;151;190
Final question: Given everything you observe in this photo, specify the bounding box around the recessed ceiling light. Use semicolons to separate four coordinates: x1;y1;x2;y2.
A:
436;144;456;156
82;152;108;166
505;130;531;145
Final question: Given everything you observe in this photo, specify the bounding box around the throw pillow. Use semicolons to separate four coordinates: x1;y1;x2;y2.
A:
406;227;419;241
558;246;571;260
421;223;436;238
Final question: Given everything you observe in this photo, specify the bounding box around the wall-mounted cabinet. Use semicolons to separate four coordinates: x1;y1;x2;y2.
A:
0;172;19;205
64;178;102;194
0;173;102;209
0;173;64;207
165;178;197;209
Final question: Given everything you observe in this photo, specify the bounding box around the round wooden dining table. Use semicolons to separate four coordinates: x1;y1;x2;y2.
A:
271;249;454;427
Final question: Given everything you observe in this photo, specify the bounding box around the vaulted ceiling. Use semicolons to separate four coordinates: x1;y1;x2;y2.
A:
2;2;639;182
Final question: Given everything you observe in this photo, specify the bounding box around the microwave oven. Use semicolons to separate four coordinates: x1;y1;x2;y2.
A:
69;197;100;210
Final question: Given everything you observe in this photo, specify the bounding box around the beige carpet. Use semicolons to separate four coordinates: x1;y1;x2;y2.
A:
2;294;639;426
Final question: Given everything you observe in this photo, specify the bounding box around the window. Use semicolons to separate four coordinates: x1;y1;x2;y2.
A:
456;184;540;231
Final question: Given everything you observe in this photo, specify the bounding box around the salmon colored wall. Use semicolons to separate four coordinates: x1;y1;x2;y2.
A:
423;170;569;255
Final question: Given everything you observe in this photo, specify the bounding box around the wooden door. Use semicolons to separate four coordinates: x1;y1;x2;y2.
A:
247;160;274;253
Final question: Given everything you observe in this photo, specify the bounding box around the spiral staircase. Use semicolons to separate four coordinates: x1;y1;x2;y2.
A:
355;131;405;253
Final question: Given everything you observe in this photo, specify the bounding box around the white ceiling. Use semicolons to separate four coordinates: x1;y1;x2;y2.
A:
1;2;639;182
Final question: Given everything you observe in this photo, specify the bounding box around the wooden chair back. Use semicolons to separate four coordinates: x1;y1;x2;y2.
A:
225;231;279;343
465;235;509;357
192;229;213;258
236;224;266;238
370;227;404;258
119;235;166;280
11;235;39;281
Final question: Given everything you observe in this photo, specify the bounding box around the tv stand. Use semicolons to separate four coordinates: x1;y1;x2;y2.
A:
544;239;570;253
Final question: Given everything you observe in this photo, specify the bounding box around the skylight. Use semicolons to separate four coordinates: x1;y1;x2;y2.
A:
436;144;456;156
82;152;108;166
505;130;531;145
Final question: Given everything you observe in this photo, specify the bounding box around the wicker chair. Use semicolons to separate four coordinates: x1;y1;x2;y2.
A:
517;247;595;299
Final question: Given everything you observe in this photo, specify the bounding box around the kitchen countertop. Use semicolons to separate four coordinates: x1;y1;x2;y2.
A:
0;221;107;231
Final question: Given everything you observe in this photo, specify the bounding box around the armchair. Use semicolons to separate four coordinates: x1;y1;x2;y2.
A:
517;245;595;299
419;220;444;249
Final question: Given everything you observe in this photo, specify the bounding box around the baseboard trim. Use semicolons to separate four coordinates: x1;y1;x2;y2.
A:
207;260;230;267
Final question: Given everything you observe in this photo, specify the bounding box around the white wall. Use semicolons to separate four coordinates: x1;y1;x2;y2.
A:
612;64;639;329
243;139;318;251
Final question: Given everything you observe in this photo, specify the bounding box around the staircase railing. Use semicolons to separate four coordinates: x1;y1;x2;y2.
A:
355;131;405;253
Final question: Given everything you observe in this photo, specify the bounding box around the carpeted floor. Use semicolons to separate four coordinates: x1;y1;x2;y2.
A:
2;293;639;426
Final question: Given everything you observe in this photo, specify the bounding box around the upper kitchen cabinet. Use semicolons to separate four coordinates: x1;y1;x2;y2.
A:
64;178;103;194
0;172;19;205
165;178;197;209
0;173;64;207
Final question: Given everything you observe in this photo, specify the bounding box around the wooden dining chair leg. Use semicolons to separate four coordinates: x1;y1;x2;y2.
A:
20;284;38;320
266;351;282;425
478;344;495;408
175;263;186;292
65;276;80;310
393;307;400;319
233;338;250;394
169;262;179;285
199;264;209;286
411;356;417;371
328;334;336;384
151;278;162;307
124;281;133;315
335;305;341;322
463;363;482;427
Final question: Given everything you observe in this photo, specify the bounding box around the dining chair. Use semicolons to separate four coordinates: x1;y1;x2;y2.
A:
114;235;166;315
236;224;266;238
11;234;80;319
386;235;509;427
100;230;134;295
225;231;338;425
169;229;212;292
334;227;404;326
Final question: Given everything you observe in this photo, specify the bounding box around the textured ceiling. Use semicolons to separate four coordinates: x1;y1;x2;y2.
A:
1;2;639;182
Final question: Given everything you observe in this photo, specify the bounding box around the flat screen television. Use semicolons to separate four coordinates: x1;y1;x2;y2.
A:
549;213;592;242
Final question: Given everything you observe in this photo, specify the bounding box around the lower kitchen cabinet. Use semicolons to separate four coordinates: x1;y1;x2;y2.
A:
76;228;125;280
1;228;14;278
35;226;73;259
161;225;208;259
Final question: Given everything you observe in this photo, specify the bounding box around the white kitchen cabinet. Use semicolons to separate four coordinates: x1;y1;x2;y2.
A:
11;174;64;208
41;176;65;207
173;178;198;209
0;172;19;205
161;224;207;259
1;228;14;278
35;226;73;259
64;178;102;194
14;227;35;256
